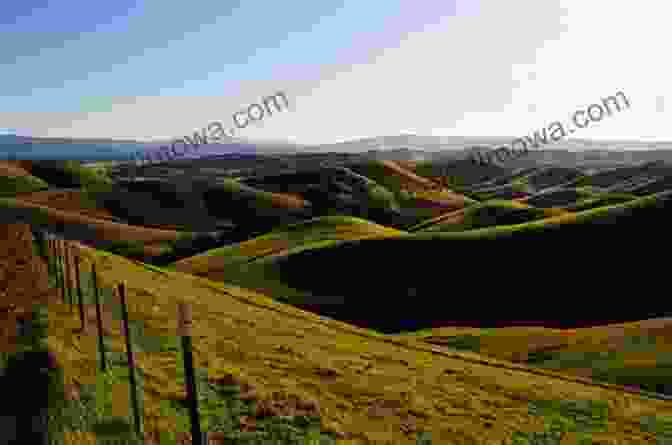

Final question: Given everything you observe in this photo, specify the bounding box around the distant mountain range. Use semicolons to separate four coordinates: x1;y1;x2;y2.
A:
2;133;672;162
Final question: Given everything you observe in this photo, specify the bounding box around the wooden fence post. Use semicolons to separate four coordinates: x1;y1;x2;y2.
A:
74;253;86;333
91;263;107;372
63;241;72;309
47;238;53;278
57;240;66;304
118;282;143;438
178;302;203;445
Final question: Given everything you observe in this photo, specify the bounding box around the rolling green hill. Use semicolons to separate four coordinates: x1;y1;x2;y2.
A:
28;160;114;191
413;200;559;232
0;174;49;196
170;215;405;301
562;192;638;212
186;189;672;332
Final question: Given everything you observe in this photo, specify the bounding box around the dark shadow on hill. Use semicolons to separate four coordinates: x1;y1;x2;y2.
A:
277;192;672;333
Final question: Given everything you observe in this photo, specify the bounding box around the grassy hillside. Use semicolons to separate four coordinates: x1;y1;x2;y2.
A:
458;167;542;192
240;167;402;224
562;192;638;212
525;167;584;190
569;163;672;188
414;159;508;190
522;188;596;208
346;160;440;193
171;216;406;301
41;243;672;444
0;195;186;249
0;174;50;196
28;160;114;190
616;176;672;196
207;189;672;332
390;319;672;396
412;200;563;232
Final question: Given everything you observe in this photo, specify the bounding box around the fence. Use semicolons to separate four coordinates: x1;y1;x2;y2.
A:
29;230;426;445
19;229;436;444
38;232;205;444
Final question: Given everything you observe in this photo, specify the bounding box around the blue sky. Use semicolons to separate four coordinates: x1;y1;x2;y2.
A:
1;0;671;144
2;0;434;111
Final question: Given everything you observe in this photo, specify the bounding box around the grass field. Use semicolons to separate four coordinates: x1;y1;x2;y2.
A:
4;157;672;444
39;244;672;444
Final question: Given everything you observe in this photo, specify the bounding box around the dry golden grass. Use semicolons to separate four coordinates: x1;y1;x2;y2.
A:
0;161;33;177
394;160;418;172
378;160;442;191
45;244;672;444
172;216;406;279
265;191;311;209
392;322;672;396
12;189;118;221
1;196;182;243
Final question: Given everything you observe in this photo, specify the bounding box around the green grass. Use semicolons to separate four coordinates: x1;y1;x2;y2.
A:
173;215;403;269
347;161;408;195
101;240;157;258
0;174;49;196
562;192;638;212
38;229;672;444
188;189;672;316
639;415;672;444
40;256;345;445
510;398;611;445
164;216;407;305
410;200;549;233
29;160;114;190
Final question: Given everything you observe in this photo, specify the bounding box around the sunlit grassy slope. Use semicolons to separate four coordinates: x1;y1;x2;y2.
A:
204;178;310;212
0;173;50;196
27;160;114;191
388;319;672;396
170;216;406;301
409;200;566;232
346;160;441;193
413;159;508;188
562;192;638;212
183;189;672;331
46;243;672;444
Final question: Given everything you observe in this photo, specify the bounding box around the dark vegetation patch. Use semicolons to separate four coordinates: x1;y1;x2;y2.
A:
571;162;672;188
525;189;589;208
414;159;508;189
29;160;113;189
563;193;637;211
275;192;672;333
525;167;584;190
0;174;49;196
99;180;219;232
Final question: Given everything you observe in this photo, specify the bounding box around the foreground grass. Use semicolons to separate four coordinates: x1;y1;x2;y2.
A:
39;243;672;444
389;322;672;398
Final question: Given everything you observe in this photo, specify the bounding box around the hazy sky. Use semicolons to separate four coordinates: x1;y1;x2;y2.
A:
1;0;669;145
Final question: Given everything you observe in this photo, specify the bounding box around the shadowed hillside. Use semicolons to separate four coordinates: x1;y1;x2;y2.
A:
220;190;672;333
411;200;565;232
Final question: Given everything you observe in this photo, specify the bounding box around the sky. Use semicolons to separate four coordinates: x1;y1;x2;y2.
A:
1;0;670;146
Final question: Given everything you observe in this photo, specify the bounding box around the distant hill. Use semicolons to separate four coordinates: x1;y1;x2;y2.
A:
410;200;563;232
